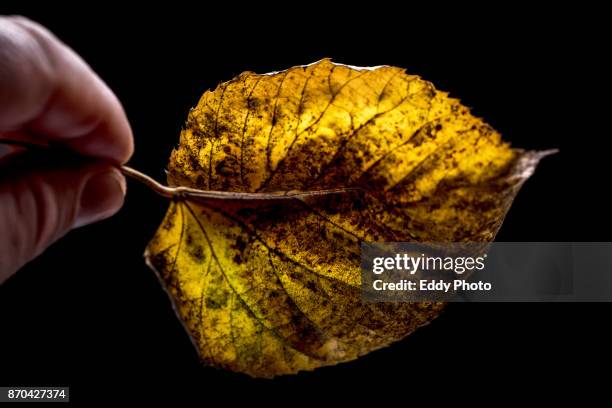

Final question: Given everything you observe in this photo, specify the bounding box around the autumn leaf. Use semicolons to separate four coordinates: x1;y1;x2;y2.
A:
145;59;548;377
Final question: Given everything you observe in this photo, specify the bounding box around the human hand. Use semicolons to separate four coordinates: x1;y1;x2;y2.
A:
0;16;133;283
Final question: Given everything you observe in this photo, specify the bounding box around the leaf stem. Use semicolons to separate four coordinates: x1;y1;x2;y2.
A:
119;166;175;198
121;165;361;200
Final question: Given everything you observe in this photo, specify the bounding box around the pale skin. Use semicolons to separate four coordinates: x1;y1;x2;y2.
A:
0;16;134;283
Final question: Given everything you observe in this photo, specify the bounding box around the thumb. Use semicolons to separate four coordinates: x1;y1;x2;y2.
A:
0;161;126;282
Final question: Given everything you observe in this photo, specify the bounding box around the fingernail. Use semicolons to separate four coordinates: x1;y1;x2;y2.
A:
74;169;126;228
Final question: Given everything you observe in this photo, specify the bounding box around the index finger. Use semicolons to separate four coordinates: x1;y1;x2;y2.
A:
0;16;133;163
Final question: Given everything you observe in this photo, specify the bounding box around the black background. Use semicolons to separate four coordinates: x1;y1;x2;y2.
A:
0;3;607;404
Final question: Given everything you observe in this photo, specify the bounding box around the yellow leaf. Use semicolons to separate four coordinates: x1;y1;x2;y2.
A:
145;59;547;377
